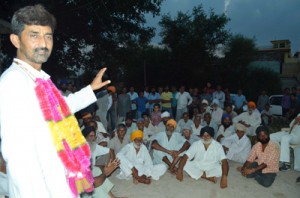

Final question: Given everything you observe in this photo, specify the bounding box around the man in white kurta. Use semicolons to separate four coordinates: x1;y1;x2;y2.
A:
0;5;111;198
176;126;228;188
177;112;194;132
151;119;190;171
191;114;203;136
233;101;261;136
216;114;235;143
222;123;251;164
117;130;167;183
270;114;300;171
210;99;223;125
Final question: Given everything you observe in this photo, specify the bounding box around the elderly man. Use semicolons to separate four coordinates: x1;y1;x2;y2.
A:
117;130;167;184
211;99;223;125
109;124;130;160
151;119;190;173
181;125;200;145
157;111;170;132
270;114;300;171
176;126;228;188
177;112;193;131
216;114;235;143
238;126;279;187
222;123;251;164
233;101;261;137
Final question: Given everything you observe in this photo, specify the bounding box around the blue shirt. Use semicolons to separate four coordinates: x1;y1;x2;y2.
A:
233;95;247;109
135;97;148;112
148;92;160;110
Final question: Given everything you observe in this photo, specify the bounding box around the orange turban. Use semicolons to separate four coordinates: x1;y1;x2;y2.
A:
107;86;116;93
166;119;177;128
131;130;144;141
248;101;256;109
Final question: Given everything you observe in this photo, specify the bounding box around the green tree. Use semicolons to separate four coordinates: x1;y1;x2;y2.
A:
222;34;257;90
0;0;163;83
159;5;230;84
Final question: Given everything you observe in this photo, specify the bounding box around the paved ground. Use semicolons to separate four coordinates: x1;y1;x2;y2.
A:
109;161;300;198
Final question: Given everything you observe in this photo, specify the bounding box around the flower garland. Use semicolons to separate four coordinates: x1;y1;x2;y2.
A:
35;78;94;197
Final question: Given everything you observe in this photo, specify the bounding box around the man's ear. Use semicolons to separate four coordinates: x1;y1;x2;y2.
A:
10;34;20;49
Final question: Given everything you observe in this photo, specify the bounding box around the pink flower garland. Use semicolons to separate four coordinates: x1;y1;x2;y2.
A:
35;78;94;197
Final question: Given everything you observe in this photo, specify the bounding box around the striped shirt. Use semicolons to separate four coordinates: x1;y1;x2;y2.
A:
247;140;280;173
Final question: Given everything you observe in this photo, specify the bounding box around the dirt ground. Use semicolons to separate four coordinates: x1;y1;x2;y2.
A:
109;160;300;198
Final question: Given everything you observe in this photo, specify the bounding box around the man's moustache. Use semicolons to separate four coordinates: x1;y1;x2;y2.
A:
35;48;49;52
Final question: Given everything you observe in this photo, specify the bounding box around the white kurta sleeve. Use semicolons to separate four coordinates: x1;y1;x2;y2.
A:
116;144;135;177
64;85;97;113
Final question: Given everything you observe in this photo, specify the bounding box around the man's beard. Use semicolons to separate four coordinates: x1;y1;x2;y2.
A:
258;137;270;144
133;142;141;149
87;141;97;152
223;122;231;128
166;130;172;136
201;138;212;145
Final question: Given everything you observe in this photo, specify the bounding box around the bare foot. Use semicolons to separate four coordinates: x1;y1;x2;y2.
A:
137;175;151;184
201;172;217;183
206;176;217;183
236;167;242;172
176;169;183;181
133;177;139;184
169;166;177;174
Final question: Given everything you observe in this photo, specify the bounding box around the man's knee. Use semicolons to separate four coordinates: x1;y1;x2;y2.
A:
256;174;276;187
281;134;292;143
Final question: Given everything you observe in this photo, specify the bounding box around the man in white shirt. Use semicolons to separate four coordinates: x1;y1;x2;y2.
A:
212;85;225;109
176;126;228;188
233;101;261;137
151;119;190;173
0;5;111;197
216;114;235;143
117;130;167;184
175;86;192;121
191;114;203;136
127;86;138;119
270;114;300;171
211;99;223;125
177;112;193;132
222;123;251;164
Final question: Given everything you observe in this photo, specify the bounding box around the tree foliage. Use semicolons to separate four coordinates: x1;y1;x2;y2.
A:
158;5;230;85
0;0;163;82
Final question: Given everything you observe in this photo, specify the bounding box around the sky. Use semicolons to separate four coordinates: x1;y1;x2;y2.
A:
146;0;300;54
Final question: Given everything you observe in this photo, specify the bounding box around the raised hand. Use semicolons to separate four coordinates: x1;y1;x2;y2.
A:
90;67;111;91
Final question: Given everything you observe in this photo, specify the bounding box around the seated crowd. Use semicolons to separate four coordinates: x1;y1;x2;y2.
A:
1;85;300;197
74;84;300;197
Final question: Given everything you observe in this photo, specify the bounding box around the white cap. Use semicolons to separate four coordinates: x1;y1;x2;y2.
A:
161;111;170;118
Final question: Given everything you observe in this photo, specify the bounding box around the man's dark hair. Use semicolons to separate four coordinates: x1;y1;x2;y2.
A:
255;126;269;137
117;123;126;129
11;4;56;36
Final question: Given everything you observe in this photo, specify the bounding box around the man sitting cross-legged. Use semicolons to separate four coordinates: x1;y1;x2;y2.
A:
151;119;190;173
238;126;280;187
116;130;167;184
176;126;229;189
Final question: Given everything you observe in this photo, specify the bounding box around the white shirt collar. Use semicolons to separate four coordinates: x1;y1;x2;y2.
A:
13;58;50;80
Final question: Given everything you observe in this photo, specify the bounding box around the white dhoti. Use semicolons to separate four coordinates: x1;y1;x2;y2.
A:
117;143;167;181
184;160;222;180
183;140;226;180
